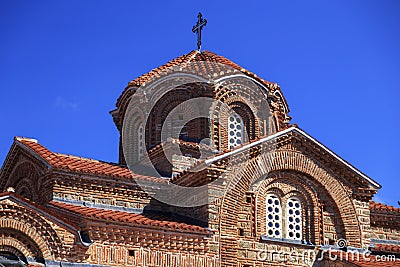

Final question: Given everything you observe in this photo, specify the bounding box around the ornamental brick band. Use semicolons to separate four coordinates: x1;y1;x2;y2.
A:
0;49;397;267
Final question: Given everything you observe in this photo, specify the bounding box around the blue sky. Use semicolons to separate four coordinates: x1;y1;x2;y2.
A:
0;1;399;206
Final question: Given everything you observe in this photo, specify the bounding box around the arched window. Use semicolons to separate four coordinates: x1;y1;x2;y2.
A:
18;187;32;200
286;197;302;240
138;123;144;160
266;194;282;238
228;113;243;149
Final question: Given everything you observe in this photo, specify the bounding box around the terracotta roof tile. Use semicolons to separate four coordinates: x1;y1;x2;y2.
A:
49;200;209;234
116;50;274;108
370;201;400;228
373;244;400;254
370;201;400;213
15;137;165;183
0;192;79;230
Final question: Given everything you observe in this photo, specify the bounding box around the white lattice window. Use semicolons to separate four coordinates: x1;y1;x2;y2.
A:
286;197;302;240
138;124;144;160
266;194;282;238
228;113;243;149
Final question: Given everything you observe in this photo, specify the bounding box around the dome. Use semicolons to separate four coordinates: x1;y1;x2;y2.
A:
111;50;291;166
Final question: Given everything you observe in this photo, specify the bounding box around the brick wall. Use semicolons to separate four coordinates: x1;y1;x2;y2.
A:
0;198;83;262
86;244;218;267
115;74;289;167
52;173;153;210
370;226;400;241
353;199;372;248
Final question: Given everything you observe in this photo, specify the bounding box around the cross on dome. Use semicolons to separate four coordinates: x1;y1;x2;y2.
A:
192;12;207;51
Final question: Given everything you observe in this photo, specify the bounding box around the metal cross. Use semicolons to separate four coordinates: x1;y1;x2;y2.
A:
192;12;207;51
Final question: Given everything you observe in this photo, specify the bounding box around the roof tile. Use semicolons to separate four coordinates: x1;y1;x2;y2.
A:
370;201;400;213
16;137;165;183
117;50;275;108
49;201;208;234
0;192;79;230
370;201;400;228
373;244;400;254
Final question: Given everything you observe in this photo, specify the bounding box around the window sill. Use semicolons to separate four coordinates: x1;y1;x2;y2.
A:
260;235;315;248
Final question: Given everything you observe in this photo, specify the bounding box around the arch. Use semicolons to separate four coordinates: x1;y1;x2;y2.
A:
229;101;255;146
5;160;41;203
146;73;210;103
230;101;256;140
0;220;52;259
265;193;282;238
122;72;279;155
0;201;71;261
148;85;213;146
273;90;289;114
286;197;302;240
15;179;34;200
118;73;209;132
260;150;360;245
211;99;258;151
213;76;272;150
123;105;146;165
217;148;362;264
228;113;244;149
253;171;321;244
123;81;214;176
0;236;38;259
0;245;27;260
215;74;272;120
0;249;28;266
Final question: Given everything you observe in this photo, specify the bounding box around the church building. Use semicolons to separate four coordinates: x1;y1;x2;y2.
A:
0;17;399;267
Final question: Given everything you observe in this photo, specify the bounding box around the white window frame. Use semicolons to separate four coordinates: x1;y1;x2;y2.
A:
266;194;283;238
286;197;302;241
228;113;243;149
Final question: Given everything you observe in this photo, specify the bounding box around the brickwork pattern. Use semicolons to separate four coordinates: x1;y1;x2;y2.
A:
0;197;82;262
0;50;395;267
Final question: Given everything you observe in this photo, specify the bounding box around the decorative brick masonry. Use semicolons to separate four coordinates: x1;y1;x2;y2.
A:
0;50;398;267
0;192;83;262
369;201;400;241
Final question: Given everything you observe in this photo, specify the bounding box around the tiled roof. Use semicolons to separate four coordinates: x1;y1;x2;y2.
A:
170;126;381;191
373;244;400;254
0;192;79;230
370;201;400;213
370;201;400;228
16;137;165;183
127;50;270;88
49;200;209;234
116;50;275;108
